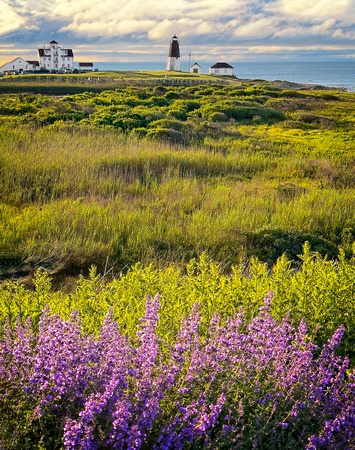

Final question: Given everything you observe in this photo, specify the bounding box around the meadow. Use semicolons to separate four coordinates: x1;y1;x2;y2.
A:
0;79;354;279
0;74;355;448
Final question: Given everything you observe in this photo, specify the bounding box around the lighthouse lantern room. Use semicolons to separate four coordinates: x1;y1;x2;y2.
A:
166;35;181;72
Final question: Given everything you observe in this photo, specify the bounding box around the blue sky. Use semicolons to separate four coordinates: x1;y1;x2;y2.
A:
1;0;355;66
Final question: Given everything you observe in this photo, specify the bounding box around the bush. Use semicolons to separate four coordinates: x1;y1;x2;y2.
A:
130;127;148;137
209;112;228;122
146;127;187;144
280;90;307;99
166;109;187;121
243;229;338;265
148;118;184;131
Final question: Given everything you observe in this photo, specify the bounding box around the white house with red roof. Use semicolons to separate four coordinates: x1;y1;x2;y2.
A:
79;62;94;72
38;40;74;72
0;57;39;74
209;62;234;76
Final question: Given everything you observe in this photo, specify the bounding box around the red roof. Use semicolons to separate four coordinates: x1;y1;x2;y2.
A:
38;48;73;57
210;62;234;69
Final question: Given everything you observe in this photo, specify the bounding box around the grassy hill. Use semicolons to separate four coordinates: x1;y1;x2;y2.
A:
0;74;354;283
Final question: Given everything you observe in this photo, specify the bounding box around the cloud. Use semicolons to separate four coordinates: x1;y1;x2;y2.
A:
61;19;158;37
0;0;354;62
147;18;223;40
332;29;355;40
0;1;27;35
2;0;354;40
233;16;280;39
265;0;353;20
273;19;337;38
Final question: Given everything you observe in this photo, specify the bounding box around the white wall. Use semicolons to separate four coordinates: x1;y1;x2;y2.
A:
0;58;33;73
166;57;181;72
39;42;73;72
190;64;201;73
209;67;233;76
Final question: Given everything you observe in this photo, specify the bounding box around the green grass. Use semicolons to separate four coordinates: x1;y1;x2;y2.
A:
0;80;354;282
0;70;235;95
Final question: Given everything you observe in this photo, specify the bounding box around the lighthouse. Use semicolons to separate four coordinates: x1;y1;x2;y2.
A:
166;35;181;72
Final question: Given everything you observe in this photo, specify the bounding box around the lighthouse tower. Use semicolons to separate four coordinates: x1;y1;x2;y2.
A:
166;35;181;72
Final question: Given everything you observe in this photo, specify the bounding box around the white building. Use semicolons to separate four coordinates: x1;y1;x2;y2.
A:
209;62;234;76
79;62;94;72
38;40;74;72
190;62;201;74
0;57;39;74
166;35;181;72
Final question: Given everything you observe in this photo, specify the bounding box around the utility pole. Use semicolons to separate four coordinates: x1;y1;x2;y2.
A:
188;51;191;73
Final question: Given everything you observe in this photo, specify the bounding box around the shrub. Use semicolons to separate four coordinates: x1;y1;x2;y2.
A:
166;109;187;121
280;90;307;99
148;96;169;107
243;229;338;265
148;119;184;131
130;127;148;137
208;112;228;122
152;86;167;96
146;127;188;144
164;91;180;100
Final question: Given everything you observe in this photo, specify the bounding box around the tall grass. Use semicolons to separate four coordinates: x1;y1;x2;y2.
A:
0;84;354;276
1;122;354;275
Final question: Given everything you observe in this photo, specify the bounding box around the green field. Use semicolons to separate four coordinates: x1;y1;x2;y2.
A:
1;73;354;282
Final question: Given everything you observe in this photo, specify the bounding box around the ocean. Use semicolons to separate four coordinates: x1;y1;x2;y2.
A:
75;61;355;92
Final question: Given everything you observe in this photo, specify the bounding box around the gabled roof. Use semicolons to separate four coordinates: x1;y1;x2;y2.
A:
79;62;93;66
50;40;58;44
38;48;73;57
0;57;27;69
191;62;201;67
210;62;234;69
27;60;39;66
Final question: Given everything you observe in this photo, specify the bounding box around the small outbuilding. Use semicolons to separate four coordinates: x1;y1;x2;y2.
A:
209;62;234;76
190;62;201;74
79;62;94;72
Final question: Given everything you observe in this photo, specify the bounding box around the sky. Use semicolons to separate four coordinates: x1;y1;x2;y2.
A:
0;0;355;66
